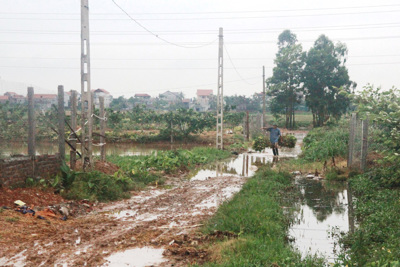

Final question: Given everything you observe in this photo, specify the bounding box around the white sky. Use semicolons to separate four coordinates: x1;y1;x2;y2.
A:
0;0;399;99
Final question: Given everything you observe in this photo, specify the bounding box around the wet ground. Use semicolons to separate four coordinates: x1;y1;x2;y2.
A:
0;131;351;266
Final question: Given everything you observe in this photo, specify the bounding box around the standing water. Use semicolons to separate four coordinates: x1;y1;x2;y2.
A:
290;176;353;263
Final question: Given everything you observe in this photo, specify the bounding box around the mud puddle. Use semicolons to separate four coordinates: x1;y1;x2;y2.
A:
104;247;166;267
290;177;354;264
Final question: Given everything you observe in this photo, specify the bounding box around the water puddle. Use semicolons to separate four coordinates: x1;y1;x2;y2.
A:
104;247;166;267
290;177;354;264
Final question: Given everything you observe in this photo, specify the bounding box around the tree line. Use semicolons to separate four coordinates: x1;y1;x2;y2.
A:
267;30;356;128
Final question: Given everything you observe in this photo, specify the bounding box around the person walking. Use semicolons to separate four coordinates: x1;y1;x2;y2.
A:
262;124;281;156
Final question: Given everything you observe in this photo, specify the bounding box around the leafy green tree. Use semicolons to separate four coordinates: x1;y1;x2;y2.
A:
353;85;400;186
302;34;355;127
159;109;214;142
267;30;305;129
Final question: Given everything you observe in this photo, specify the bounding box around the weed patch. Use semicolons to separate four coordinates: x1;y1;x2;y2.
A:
201;167;324;266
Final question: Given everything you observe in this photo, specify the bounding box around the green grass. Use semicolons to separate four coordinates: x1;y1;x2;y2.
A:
108;147;231;174
336;174;400;266
264;112;313;129
200;167;325;266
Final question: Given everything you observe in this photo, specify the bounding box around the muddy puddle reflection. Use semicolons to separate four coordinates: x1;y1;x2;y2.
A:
188;143;302;180
104;247;165;267
290;177;354;263
0;142;203;158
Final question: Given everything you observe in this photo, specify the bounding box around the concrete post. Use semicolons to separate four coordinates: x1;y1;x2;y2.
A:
58;85;65;160
27;87;35;158
99;96;106;161
70;90;77;170
361;117;369;171
347;113;356;168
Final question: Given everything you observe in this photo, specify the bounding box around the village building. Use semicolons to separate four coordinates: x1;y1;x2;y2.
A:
34;94;57;110
92;88;113;109
196;89;213;112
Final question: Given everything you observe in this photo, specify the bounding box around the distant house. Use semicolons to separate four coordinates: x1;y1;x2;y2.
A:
34;94;57;110
182;98;191;109
196;89;213;112
0;95;9;104
134;93;152;106
134;93;151;99
92;89;113;109
4;92;26;104
64;90;81;108
159;91;183;104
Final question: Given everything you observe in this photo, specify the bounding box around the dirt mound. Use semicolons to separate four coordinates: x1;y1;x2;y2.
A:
94;161;120;175
0;187;66;207
73;160;120;175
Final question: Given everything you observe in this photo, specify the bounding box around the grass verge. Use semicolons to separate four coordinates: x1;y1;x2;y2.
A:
336;173;400;266
60;147;232;202
200;167;324;266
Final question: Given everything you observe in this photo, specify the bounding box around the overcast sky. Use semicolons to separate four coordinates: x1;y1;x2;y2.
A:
0;0;399;99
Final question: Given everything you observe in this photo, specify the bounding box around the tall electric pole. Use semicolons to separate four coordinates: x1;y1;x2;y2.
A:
262;66;266;127
81;0;93;169
216;27;224;150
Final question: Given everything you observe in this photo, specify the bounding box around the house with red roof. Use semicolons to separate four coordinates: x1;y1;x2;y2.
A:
196;89;213;111
34;94;57;110
92;88;113;108
0;95;9;104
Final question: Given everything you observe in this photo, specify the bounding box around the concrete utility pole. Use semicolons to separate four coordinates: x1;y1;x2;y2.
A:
262;66;266;128
216;27;224;150
81;0;93;169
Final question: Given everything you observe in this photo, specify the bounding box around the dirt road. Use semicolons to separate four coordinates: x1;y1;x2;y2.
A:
0;172;248;266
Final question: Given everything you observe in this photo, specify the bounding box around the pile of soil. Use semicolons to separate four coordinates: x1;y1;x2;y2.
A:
0;187;65;207
73;160;120;175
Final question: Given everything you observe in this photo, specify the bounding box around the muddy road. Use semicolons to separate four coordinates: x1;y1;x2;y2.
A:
0;132;306;267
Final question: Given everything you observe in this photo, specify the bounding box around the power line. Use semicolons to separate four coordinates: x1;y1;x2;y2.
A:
2;54;400;61
0;62;399;70
2;8;400;21
223;44;258;85
2;3;400;15
110;0;217;49
1;22;399;35
1;35;399;46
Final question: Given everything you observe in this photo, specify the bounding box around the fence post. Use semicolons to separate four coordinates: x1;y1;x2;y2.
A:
70;90;77;170
246;111;249;141
27;87;35;158
99;96;106;161
347;113;356;168
360;117;369;171
58;85;65;161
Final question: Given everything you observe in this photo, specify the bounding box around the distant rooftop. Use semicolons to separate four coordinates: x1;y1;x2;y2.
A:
34;94;57;99
92;88;110;94
135;93;151;97
197;89;213;96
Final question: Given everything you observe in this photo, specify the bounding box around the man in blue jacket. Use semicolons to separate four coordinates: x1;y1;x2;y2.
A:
262;124;281;156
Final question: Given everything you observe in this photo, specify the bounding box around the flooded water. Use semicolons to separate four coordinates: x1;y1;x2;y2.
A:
0;142;203;158
104;247;166;267
188;137;304;180
290;177;353;264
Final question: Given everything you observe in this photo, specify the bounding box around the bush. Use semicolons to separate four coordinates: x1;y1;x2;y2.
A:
302;123;349;162
65;171;133;202
252;135;297;152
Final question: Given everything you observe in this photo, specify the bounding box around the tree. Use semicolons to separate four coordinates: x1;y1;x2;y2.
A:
302;35;355;127
267;30;305;129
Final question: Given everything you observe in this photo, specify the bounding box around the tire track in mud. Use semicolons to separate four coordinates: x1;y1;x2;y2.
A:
1;174;247;267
